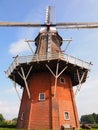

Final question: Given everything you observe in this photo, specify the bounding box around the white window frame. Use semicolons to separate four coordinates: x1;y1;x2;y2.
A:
64;111;70;120
39;93;45;101
60;77;65;84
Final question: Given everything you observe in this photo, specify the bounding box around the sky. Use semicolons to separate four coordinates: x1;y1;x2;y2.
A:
0;0;98;120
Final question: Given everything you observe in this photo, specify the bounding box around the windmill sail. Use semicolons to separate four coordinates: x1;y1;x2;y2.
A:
45;6;55;24
4;6;92;130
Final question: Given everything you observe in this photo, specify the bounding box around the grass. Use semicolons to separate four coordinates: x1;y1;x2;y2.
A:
0;128;17;130
0;128;24;130
0;128;98;130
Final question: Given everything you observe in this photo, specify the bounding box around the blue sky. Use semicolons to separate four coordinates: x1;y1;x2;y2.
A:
0;0;98;120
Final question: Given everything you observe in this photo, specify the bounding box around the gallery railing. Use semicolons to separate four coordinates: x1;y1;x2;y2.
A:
6;52;91;76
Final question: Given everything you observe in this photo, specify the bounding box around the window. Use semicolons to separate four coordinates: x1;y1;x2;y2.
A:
21;112;24;120
39;93;45;101
60;77;65;84
64;112;70;120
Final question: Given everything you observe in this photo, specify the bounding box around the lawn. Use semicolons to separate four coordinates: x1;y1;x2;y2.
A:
0;128;17;130
0;128;98;130
0;128;24;130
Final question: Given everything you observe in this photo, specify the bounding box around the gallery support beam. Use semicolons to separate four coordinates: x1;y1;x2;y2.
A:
46;63;67;97
18;66;33;99
75;69;86;96
12;76;21;101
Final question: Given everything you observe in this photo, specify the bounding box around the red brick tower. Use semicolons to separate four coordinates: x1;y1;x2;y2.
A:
5;6;91;130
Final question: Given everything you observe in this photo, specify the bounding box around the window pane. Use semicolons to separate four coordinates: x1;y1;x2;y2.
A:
39;93;45;100
60;77;65;84
64;112;70;120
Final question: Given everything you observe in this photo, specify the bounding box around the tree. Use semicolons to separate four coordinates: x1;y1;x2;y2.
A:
12;117;17;121
80;114;95;124
81;115;88;123
95;114;98;124
0;113;4;122
88;115;95;124
12;117;17;125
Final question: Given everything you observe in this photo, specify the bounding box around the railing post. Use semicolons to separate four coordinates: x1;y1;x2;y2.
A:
37;53;39;62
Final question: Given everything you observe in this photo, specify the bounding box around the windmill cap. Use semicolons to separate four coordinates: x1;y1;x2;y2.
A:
40;27;57;33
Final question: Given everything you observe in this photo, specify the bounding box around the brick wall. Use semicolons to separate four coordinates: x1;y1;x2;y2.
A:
17;72;80;130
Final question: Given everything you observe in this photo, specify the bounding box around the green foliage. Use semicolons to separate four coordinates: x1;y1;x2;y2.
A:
0;114;17;128
92;124;98;129
0;121;7;126
0;123;16;128
0;128;23;130
81;114;94;124
80;113;98;124
12;118;17;122
12;118;17;125
96;115;98;123
0;113;5;122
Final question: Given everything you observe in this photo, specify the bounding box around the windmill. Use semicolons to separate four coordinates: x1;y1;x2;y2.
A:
1;6;96;130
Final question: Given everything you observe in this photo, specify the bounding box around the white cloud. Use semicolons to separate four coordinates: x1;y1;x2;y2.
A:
0;100;20;120
0;85;23;120
6;86;23;101
75;75;98;118
8;6;42;56
6;85;22;94
9;39;30;55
